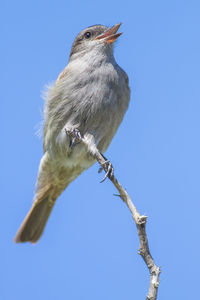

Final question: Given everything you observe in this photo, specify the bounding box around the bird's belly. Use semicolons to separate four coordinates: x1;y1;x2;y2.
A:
49;86;129;169
53;105;124;167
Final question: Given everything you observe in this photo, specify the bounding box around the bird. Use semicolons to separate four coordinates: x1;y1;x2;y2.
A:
14;23;130;243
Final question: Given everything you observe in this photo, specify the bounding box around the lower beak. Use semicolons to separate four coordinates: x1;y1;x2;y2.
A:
94;23;123;44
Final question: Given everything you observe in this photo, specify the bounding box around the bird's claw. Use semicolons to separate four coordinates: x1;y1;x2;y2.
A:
65;128;82;148
99;160;114;183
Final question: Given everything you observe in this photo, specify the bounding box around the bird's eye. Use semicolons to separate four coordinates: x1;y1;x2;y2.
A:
84;32;91;39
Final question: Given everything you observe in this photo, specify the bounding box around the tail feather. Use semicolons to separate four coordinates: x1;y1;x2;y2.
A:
14;152;81;244
14;196;55;244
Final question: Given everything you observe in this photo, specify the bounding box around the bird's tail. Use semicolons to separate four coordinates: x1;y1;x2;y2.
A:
14;184;56;244
14;151;83;244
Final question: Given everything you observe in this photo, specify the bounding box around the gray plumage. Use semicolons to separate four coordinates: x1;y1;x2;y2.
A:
15;23;130;243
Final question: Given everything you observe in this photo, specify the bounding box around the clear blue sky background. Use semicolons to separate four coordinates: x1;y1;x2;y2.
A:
1;1;200;299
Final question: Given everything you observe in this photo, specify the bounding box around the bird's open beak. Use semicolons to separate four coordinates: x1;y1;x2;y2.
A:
94;23;122;44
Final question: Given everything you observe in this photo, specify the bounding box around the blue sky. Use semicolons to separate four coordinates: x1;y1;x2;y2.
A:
1;0;200;299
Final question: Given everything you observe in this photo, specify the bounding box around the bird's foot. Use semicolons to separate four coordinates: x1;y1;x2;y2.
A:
98;158;114;183
65;128;82;148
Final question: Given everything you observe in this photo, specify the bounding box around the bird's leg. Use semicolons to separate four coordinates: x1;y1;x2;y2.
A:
64;128;82;148
98;153;114;183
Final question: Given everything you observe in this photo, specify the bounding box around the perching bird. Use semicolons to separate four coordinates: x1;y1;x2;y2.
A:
15;23;130;243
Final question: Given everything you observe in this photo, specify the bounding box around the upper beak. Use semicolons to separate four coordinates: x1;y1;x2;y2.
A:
94;23;123;44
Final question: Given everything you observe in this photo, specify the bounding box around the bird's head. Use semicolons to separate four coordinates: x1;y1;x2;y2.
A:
69;23;122;61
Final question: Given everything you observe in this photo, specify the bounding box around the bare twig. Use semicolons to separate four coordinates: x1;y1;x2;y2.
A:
81;136;161;300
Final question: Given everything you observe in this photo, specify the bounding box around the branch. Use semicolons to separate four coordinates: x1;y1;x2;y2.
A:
82;137;161;300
